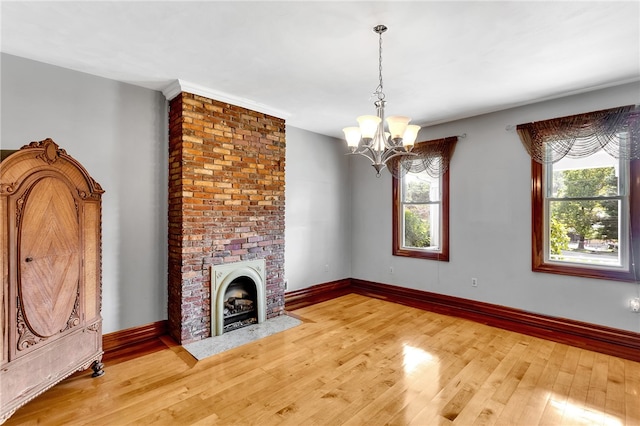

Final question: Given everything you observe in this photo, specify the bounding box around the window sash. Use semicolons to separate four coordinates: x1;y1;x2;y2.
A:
401;200;442;251
542;197;629;271
532;157;639;282
541;146;630;271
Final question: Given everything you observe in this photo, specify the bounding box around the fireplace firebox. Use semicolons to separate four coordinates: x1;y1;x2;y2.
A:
211;259;266;336
223;278;258;332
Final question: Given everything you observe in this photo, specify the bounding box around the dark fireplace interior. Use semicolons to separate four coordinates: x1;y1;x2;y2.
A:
223;277;258;333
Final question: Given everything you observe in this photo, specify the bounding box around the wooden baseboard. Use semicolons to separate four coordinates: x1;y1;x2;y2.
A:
104;280;640;363
102;320;168;360
288;278;640;363
284;279;352;311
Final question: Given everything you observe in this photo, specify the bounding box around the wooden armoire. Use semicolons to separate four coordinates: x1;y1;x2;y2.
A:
0;139;105;424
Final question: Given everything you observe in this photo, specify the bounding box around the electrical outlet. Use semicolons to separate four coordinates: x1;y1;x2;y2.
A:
630;297;640;312
471;277;478;287
324;264;329;272
389;266;394;274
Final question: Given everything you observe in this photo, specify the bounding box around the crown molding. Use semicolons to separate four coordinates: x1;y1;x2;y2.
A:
162;79;290;120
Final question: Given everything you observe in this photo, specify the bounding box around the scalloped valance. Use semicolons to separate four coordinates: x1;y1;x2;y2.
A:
516;105;640;164
389;136;458;178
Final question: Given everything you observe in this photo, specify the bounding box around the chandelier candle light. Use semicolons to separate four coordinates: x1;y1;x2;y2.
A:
343;24;421;176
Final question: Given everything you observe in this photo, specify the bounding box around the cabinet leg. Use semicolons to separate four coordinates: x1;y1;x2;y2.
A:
91;359;105;378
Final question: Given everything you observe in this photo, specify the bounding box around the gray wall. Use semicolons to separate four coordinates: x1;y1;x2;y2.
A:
1;53;168;333
351;81;640;333
0;54;354;333
284;126;351;290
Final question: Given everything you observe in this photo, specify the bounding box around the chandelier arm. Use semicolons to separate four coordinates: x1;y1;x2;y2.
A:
382;149;416;164
385;138;402;150
352;149;379;167
366;144;385;165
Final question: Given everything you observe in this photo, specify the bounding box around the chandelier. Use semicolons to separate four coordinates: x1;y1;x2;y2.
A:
343;24;420;176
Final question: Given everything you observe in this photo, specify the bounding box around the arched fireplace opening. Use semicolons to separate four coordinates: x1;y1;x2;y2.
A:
211;259;266;336
223;277;258;333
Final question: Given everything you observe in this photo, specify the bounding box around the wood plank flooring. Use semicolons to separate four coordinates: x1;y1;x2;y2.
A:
5;294;640;425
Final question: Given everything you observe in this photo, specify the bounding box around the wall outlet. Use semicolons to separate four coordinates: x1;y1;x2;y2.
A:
324;264;329;272
471;277;478;287
389;266;394;274
630;297;640;312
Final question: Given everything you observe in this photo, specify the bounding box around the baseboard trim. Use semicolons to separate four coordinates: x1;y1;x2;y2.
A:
287;278;640;362
104;280;640;363
103;320;168;358
284;279;352;311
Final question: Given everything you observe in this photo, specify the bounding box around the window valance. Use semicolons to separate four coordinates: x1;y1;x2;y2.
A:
516;105;640;164
389;136;458;178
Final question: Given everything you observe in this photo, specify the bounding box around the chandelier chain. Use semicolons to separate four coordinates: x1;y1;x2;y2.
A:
375;29;385;101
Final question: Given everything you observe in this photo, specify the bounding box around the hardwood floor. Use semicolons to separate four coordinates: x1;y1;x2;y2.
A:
6;294;640;425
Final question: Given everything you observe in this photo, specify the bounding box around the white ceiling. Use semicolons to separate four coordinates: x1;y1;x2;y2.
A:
2;1;639;139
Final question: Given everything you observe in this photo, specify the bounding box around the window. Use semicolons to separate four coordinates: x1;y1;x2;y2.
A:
521;106;640;281
392;137;457;261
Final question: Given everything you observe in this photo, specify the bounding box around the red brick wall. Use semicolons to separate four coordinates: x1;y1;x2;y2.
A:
168;92;286;344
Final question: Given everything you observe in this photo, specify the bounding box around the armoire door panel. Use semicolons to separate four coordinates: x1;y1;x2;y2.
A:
18;177;80;338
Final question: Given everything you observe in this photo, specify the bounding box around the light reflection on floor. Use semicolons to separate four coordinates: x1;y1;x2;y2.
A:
402;343;434;374
399;344;625;425
550;396;622;426
400;343;440;423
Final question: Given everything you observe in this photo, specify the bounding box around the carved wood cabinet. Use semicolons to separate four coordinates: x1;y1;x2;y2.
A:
0;139;105;423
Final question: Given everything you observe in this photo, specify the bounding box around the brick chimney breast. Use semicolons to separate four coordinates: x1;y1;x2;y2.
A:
168;92;286;344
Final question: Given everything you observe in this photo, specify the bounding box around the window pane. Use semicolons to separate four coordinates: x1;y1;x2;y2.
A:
402;171;440;203
550;150;620;198
403;204;440;249
548;199;621;267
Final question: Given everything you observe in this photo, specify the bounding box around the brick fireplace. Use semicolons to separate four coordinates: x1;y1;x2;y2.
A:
167;91;286;344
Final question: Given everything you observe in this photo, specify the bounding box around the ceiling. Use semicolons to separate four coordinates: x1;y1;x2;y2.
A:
2;1;639;139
